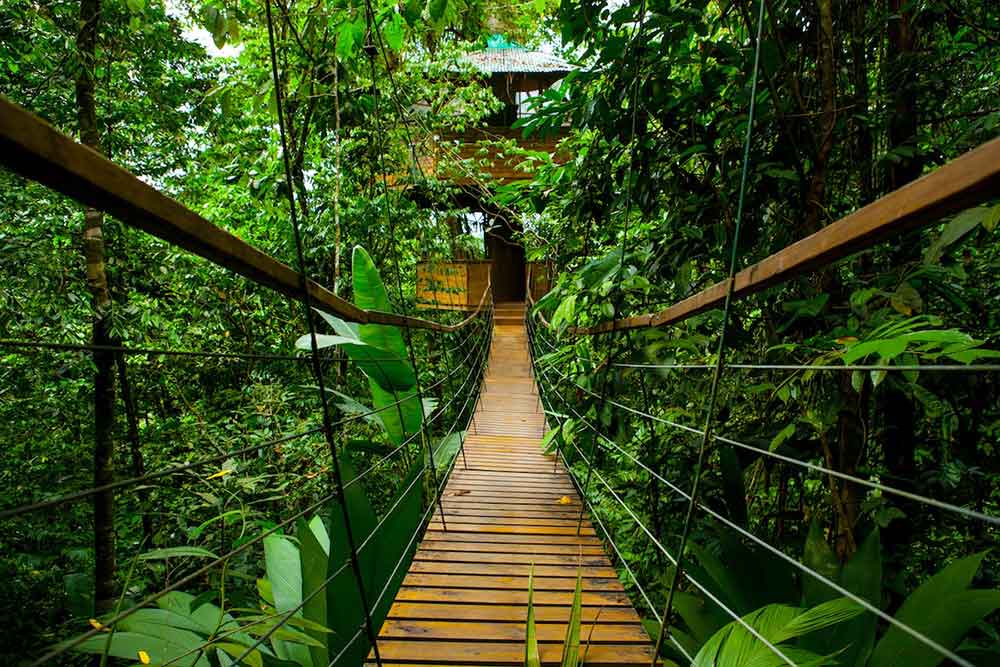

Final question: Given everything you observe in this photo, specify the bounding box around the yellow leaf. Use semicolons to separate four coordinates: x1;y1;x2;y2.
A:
88;618;108;632
206;469;233;480
556;496;571;505
138;650;151;665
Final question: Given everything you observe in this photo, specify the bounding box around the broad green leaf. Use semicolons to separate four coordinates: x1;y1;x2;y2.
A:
369;381;422;446
890;283;922;315
834;529;881;667
314;310;360;339
322;388;383;427
71;630;210;667
352;246;408;361
540;426;560;454
433;431;465;470
139;546;219;561
215;642;263;667
295;334;415;392
299;517;330;667
211;9;227;48
525;564;541;667
688;542;752;614
384;12;405;51
769;423;796;452
64;572;93;619
560;569;583;667
326;459;379;665
693;601;858;667
671;591;729;645
924;206;988;263
263;534;310;666
870;551;998;667
801;520;840;608
551;294;576;331
771;598;863;644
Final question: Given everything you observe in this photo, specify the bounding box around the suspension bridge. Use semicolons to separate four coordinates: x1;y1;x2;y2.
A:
2;6;1000;665
373;303;656;665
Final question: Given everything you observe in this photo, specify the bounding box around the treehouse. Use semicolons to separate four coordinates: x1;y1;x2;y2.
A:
415;36;569;308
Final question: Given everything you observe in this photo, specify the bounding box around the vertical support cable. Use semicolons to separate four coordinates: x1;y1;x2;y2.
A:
575;0;650;534
262;3;384;664
651;0;767;661
362;5;449;531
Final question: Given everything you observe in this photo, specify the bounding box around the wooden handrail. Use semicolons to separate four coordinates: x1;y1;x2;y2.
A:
560;135;1000;335
0;95;487;333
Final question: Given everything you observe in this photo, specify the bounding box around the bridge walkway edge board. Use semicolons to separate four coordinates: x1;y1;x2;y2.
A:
370;303;657;666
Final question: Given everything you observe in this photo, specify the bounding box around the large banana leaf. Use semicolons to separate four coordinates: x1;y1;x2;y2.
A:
352;246;410;361
263;533;312;667
326;457;423;666
298;517;331;667
869;551;1000;667
295;333;415;393
304;308;421;445
369;381;422;446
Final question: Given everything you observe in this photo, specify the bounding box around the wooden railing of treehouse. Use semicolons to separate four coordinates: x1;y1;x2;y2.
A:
389;126;571;187
0;95;491;331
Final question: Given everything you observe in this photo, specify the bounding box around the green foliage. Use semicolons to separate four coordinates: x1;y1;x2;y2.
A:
525;564;541;667
70;591;298;667
692;599;864;667
665;527;1000;667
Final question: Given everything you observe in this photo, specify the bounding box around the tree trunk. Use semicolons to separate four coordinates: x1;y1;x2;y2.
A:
804;0;837;232
76;0;116;614
850;0;874;205
886;0;922;190
115;352;153;545
880;0;924;559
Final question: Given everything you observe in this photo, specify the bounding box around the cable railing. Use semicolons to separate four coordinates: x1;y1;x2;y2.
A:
0;58;495;667
527;302;996;667
525;115;1000;665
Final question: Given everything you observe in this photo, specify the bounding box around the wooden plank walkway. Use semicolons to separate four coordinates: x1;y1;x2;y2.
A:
373;303;656;666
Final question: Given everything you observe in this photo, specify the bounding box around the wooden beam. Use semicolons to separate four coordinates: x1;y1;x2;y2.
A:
0;95;487;333
569;135;1000;335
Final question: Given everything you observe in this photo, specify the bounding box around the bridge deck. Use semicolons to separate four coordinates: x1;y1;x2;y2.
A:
373;303;656;666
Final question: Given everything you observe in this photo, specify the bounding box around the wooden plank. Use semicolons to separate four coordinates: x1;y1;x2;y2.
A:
414;541;605;556
432;515;588;528
565;136;1000;335
427;522;597;536
370;641;654;666
408;561;618;578
387;602;641;624
0;96;491;333
394;588;631;607
413;550;612;567
379;620;648;643
422;531;602;545
401;573;623;592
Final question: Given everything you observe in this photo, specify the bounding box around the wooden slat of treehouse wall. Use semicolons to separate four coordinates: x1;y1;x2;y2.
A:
371;304;656;666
